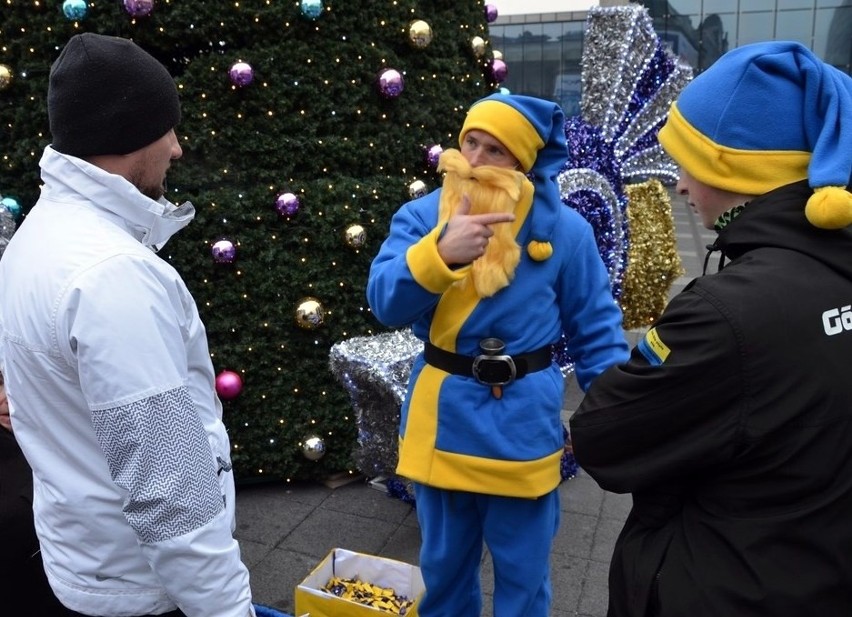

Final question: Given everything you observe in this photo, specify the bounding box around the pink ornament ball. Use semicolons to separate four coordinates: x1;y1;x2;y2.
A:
215;370;243;400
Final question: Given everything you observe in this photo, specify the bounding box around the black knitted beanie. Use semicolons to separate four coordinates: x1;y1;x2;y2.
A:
48;33;181;157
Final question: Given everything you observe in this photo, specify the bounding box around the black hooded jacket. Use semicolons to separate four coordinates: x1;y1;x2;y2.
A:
570;181;852;617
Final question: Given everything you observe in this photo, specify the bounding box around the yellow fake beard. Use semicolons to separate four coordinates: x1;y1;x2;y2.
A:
438;148;527;298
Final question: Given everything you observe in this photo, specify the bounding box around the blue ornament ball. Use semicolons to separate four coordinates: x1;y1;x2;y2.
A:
62;0;88;20
300;0;323;20
0;197;22;221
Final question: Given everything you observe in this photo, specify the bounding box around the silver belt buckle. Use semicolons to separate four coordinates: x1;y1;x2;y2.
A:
472;354;517;386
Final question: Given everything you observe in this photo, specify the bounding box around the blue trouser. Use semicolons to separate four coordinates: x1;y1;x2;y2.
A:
413;483;560;617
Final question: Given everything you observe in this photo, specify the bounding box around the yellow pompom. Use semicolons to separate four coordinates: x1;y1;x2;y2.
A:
527;240;553;261
804;186;852;229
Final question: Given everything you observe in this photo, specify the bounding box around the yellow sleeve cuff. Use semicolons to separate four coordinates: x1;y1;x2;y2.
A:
405;225;469;294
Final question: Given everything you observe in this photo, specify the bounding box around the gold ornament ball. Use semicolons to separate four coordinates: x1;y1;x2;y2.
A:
301;435;326;461
471;36;487;58
0;65;12;91
493;50;504;61
409;180;428;199
295;297;325;330
408;20;433;49
344;224;366;249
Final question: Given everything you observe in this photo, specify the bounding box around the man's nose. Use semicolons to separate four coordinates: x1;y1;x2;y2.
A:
467;147;484;167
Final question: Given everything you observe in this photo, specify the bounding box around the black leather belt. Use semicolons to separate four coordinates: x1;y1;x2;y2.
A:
423;341;553;387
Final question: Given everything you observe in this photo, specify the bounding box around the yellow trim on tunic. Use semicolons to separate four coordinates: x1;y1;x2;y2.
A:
396;365;445;481
429;449;563;498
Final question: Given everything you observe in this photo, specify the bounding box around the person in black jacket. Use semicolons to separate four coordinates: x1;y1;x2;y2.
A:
570;40;852;617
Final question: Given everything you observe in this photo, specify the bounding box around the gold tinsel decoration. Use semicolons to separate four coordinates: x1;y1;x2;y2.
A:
620;179;684;330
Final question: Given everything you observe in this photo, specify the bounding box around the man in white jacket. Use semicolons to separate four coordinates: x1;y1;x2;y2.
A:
0;33;255;617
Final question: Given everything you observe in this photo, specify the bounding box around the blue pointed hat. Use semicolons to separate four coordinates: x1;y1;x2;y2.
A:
659;41;852;229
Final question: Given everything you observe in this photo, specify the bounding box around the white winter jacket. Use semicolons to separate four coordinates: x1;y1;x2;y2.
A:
0;147;254;617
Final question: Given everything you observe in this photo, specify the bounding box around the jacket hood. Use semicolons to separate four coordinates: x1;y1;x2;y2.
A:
38;146;194;250
716;180;852;280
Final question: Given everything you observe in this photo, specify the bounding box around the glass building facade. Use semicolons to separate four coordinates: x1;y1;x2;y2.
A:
489;0;851;108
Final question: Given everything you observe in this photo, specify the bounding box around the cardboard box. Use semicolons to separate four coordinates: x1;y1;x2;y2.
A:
295;548;424;617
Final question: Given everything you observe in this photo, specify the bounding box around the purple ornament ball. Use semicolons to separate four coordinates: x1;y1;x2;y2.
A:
211;239;236;264
426;144;443;168
123;0;154;17
485;4;499;23
490;58;508;83
377;68;404;99
229;61;254;88
275;192;301;217
215;370;243;400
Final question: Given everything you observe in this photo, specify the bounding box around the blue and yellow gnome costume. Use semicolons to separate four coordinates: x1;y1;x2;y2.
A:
367;94;628;616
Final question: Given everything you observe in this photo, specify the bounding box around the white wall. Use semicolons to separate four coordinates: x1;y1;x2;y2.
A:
492;0;600;16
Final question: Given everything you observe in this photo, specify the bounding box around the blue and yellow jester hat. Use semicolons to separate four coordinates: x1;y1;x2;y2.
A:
459;93;568;260
658;41;852;229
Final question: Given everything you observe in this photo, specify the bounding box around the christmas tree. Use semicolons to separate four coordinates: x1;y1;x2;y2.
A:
0;0;499;481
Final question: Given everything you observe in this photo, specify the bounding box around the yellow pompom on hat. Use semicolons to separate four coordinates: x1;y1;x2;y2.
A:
459;93;568;260
658;41;852;229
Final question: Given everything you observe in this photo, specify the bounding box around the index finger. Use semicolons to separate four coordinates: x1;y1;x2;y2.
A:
470;212;516;226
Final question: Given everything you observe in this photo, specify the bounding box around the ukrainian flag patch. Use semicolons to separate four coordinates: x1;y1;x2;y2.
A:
637;327;671;366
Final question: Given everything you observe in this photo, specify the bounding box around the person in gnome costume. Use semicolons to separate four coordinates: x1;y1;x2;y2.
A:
367;93;629;616
570;41;852;617
0;33;255;617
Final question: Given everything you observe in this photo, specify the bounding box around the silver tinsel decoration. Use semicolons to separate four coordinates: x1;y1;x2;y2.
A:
329;329;421;478
0;206;17;259
579;4;692;183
